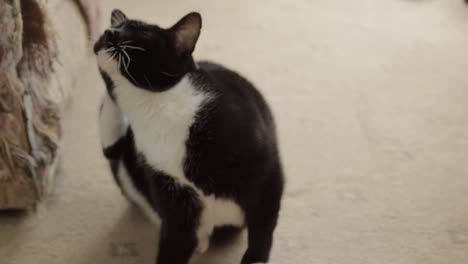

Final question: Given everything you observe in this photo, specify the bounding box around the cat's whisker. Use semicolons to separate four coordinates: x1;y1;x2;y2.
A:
160;70;179;77
106;51;117;63
105;47;116;53
121;40;133;45
121;45;145;51
118;53;122;69
121;49;131;69
120;50;139;85
123;65;138;85
143;74;154;89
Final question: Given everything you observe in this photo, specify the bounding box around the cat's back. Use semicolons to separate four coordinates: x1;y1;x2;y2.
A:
194;61;275;130
195;61;257;96
187;61;279;174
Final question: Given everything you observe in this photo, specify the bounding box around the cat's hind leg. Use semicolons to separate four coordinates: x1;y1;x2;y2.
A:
241;171;283;264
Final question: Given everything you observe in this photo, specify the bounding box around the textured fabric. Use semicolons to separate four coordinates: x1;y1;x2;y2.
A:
0;0;23;69
0;0;38;208
0;0;60;208
0;0;25;179
0;0;98;208
0;0;34;188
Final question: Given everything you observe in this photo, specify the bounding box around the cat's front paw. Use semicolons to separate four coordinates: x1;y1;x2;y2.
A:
241;249;271;264
195;235;210;254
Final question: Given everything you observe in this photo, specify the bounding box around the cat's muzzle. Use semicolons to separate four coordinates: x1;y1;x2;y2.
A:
94;29;118;54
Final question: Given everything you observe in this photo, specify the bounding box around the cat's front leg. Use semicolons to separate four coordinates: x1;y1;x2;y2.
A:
99;94;128;155
156;221;198;264
99;94;128;181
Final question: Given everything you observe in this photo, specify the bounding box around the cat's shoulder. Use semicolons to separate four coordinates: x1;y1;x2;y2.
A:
197;60;229;72
190;61;256;95
194;61;249;82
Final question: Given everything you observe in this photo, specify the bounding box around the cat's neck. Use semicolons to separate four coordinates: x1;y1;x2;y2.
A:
113;73;210;133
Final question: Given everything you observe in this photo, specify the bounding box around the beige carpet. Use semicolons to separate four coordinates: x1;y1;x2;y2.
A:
2;0;468;263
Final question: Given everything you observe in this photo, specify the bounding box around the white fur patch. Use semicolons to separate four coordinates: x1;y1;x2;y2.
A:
196;195;246;253
99;94;128;148
97;51;245;253
117;161;161;225
117;76;206;185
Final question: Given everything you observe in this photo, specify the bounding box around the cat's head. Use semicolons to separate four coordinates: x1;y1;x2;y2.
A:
94;9;202;92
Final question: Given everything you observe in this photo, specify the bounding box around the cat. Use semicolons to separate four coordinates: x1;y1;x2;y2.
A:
95;9;284;264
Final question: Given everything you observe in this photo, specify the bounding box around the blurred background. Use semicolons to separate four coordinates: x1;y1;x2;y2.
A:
1;0;467;264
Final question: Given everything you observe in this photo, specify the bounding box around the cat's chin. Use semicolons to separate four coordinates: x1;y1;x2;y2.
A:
96;51;120;77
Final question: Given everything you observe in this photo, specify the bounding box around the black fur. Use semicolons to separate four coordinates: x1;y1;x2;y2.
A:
98;70;116;100
97;10;284;264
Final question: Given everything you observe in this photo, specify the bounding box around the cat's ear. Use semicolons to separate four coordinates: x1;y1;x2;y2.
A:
171;12;202;55
111;9;128;27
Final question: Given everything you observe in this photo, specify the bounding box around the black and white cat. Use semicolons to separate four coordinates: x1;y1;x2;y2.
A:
95;9;284;264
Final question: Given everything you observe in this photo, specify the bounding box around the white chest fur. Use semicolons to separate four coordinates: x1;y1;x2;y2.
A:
97;52;245;253
117;76;205;184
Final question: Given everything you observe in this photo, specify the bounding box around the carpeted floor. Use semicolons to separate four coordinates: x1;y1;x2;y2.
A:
1;0;468;263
